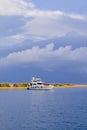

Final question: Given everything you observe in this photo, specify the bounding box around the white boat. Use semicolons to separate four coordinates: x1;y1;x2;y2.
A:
27;77;54;90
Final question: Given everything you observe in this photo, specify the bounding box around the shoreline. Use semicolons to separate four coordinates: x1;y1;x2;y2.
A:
0;84;87;90
0;87;26;90
54;84;87;88
70;84;87;88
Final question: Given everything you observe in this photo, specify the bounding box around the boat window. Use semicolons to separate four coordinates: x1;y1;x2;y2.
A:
37;83;42;85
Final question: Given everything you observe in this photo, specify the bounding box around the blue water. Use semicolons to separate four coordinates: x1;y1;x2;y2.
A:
0;88;87;130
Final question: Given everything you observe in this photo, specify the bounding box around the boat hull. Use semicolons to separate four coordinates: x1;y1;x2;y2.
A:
27;85;53;90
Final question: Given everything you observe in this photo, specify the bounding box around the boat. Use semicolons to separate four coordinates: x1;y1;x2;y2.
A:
27;77;54;90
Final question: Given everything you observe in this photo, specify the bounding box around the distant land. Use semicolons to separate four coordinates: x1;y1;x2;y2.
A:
0;83;87;89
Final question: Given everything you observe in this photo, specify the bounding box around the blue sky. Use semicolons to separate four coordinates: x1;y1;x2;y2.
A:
0;0;87;83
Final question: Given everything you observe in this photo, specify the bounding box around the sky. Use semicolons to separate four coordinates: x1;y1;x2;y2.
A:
0;0;87;83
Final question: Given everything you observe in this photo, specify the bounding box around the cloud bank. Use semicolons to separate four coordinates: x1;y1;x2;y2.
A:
0;44;87;71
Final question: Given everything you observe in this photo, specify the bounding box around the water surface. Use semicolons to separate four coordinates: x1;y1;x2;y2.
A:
0;88;87;130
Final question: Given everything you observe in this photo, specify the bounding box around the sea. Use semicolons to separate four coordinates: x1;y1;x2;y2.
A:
0;88;87;130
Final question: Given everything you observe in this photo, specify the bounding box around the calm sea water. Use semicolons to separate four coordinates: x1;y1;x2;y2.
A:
0;88;87;130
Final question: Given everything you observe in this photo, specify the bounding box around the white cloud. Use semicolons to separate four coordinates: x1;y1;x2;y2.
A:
23;9;87;37
9;34;25;40
0;43;87;67
67;14;86;20
0;0;34;15
0;0;86;37
25;10;64;18
0;0;85;21
26;9;86;20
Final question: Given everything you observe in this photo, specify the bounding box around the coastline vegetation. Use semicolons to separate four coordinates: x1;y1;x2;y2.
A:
0;83;73;88
0;83;10;87
13;83;28;87
0;83;87;89
0;83;29;89
53;83;73;88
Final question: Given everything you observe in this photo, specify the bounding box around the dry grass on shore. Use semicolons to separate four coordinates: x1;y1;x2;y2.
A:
53;83;73;88
0;83;28;90
54;84;87;88
0;83;87;89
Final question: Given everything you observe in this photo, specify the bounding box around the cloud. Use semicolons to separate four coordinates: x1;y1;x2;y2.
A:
0;0;85;20
0;0;34;16
23;9;87;37
66;13;86;20
0;43;87;70
0;0;87;38
26;9;86;20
